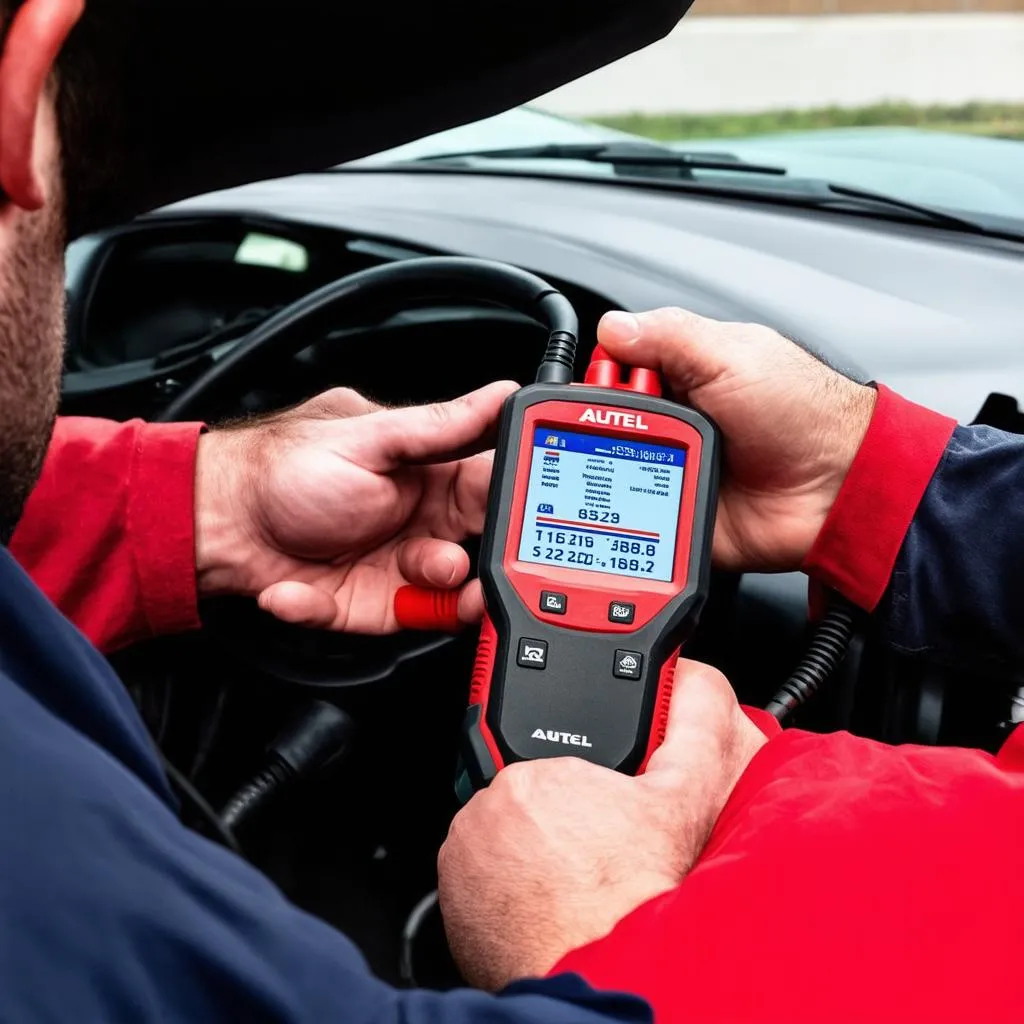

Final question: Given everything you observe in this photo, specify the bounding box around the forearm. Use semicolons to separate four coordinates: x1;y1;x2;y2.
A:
10;417;203;652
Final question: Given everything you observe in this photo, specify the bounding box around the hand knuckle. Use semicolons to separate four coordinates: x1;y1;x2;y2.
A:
425;401;452;429
680;658;731;692
553;755;589;779
745;323;786;349
328;386;361;404
437;838;452;876
495;760;530;787
446;802;476;841
305;386;364;419
661;306;699;333
495;760;541;799
440;820;471;868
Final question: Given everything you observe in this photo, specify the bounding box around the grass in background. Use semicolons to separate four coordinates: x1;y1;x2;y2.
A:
592;101;1024;141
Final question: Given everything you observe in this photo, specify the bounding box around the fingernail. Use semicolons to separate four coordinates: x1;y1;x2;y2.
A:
601;311;640;344
437;555;458;586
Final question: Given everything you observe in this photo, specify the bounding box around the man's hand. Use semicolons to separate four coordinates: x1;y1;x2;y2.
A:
193;382;517;632
438;660;766;990
599;309;876;572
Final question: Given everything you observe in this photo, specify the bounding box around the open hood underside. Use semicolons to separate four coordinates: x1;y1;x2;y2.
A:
64;0;692;237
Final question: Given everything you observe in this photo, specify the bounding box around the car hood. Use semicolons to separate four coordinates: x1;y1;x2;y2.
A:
64;0;691;238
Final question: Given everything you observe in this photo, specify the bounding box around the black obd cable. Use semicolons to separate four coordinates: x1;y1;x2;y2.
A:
766;594;861;721
220;700;354;833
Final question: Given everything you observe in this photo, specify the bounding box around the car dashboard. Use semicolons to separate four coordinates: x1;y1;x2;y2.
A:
61;170;1024;984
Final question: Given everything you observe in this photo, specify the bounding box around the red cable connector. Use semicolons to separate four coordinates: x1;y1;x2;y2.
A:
583;343;662;397
583;344;621;388
393;585;462;633
626;366;662;398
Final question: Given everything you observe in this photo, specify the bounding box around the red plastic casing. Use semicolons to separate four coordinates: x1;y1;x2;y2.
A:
466;393;713;779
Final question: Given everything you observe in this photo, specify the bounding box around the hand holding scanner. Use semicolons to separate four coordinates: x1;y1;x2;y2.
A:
393;278;718;793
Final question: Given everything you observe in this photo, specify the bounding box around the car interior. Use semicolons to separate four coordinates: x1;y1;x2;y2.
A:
58;198;1024;988
50;0;1024;993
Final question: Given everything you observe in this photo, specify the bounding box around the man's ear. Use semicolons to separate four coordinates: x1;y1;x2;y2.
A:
0;0;83;210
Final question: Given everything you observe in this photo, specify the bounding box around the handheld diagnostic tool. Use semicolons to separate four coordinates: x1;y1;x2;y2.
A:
457;345;719;790
387;263;718;792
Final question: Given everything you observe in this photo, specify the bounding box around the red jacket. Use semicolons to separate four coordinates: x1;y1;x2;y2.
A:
10;400;1024;1022
552;388;1024;1022
11;418;204;653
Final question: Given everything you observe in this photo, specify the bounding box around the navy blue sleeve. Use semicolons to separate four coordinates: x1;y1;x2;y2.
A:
0;549;649;1024
879;424;1024;682
0;740;646;1024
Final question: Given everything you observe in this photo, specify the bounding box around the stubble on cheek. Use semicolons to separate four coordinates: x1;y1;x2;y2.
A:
0;176;67;544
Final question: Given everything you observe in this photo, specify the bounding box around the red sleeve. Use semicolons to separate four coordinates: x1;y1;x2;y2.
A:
802;384;956;611
9;418;204;653
550;726;1024;1023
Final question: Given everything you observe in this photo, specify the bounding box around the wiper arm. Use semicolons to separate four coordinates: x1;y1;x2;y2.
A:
821;182;987;235
396;144;996;236
411;142;787;177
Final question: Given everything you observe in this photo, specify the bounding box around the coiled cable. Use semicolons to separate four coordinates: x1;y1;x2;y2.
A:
220;761;293;832
766;595;860;721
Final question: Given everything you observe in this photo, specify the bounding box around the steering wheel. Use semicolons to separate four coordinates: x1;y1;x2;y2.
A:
156;257;579;689
157;256;577;423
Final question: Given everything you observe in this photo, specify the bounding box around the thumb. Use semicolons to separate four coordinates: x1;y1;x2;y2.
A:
642;658;766;788
352;381;518;470
598;308;733;395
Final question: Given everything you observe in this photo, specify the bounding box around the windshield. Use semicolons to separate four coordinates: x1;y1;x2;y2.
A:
356;2;1024;231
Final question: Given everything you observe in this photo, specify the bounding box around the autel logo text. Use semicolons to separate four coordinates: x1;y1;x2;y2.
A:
578;408;649;431
531;728;593;748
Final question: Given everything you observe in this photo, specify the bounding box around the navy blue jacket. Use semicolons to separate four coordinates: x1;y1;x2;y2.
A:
804;387;1022;685
882;424;1024;683
0;548;648;1024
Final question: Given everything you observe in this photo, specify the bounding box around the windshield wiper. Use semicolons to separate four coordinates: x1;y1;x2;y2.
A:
411;141;788;177
393;143;998;236
815;182;988;235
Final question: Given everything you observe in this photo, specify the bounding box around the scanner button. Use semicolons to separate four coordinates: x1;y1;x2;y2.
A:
614;650;644;680
517;638;549;670
608;601;636;625
540;591;567;615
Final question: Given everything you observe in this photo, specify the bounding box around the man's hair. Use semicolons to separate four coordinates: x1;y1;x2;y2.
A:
1;0;127;237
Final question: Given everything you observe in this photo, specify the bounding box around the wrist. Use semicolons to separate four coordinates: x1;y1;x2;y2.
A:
471;874;677;991
194;430;261;598
803;384;956;610
805;380;878;555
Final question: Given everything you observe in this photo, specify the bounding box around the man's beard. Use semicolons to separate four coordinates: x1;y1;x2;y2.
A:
0;183;66;545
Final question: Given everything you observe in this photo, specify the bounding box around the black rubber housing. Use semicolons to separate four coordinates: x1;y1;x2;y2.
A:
464;383;719;779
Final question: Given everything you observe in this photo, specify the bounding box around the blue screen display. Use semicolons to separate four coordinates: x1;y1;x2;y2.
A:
516;428;686;582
